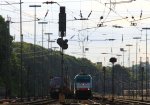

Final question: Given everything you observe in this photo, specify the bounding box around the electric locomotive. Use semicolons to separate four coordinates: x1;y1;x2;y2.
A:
74;73;92;99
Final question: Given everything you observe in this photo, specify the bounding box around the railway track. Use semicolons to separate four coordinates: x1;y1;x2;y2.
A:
111;98;150;105
92;95;150;105
23;99;58;105
1;98;58;105
2;95;150;105
64;99;101;105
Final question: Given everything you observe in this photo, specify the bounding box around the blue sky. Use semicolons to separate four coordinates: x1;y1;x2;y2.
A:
1;0;150;67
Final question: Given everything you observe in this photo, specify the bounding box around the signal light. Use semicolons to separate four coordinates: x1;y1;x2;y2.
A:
57;38;68;50
57;38;63;48
63;39;68;49
59;6;66;37
109;57;117;63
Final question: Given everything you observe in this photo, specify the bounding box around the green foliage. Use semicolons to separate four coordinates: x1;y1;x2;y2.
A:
8;41;136;97
0;16;12;62
10;42;100;97
0;15;13;98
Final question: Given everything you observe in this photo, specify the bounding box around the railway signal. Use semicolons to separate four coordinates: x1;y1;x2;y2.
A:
59;6;66;37
57;6;68;103
57;6;68;49
110;57;117;101
57;38;68;49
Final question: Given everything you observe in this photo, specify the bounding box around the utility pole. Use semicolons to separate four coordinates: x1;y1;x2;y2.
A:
141;66;144;101
140;57;144;101
20;0;23;101
131;61;135;98
109;57;117;101
133;36;141;99
126;44;133;68
106;38;115;55
29;4;41;99
45;33;53;51
45;32;53;97
126;44;133;98
38;21;47;98
103;67;106;99
120;48;126;67
116;54;122;65
101;53;109;66
142;27;150;99
120;48;126;97
49;40;55;51
116;54;122;97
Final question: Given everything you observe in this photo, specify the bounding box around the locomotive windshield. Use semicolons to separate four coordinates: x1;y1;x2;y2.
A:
76;76;91;83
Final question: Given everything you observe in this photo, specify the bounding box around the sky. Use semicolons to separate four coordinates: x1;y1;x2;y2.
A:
1;0;150;67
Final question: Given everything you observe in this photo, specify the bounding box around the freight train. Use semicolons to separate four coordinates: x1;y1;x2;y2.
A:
74;73;93;99
49;76;73;99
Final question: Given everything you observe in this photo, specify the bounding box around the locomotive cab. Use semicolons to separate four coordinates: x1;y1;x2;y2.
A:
74;73;92;99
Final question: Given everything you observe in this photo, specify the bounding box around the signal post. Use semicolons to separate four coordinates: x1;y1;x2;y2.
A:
109;57;117;101
57;6;68;103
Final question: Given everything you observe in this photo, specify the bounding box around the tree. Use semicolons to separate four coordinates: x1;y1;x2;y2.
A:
0;15;13;98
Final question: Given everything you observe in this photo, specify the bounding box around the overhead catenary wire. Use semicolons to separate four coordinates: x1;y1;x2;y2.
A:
1;0;150;66
94;0;142;31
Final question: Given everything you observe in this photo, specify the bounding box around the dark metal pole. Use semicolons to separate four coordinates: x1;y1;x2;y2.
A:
116;54;121;97
65;66;68;88
145;29;148;100
20;0;23;101
141;66;144;101
122;51;124;98
142;27;150;99
38;21;48;98
29;5;41;99
126;44;133;68
133;37;141;99
47;34;50;97
120;48;125;66
112;63;114;101
61;36;64;93
45;32;53;97
27;66;30;101
109;57;117;101
120;48;126;97
132;61;135;99
126;44;133;98
147;57;149;98
58;6;66;103
103;67;106;99
135;39;138;99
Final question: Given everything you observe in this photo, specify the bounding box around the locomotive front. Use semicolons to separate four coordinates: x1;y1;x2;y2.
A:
74;73;92;99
